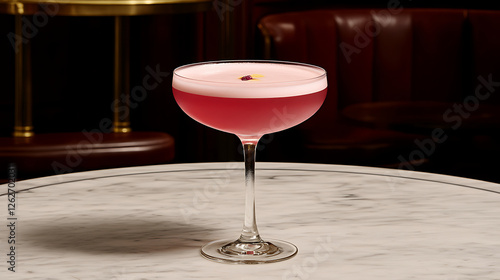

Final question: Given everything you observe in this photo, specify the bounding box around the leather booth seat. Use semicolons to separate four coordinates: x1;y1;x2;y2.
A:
258;9;500;169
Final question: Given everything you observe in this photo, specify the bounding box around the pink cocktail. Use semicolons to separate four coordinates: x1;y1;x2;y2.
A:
173;90;326;137
173;60;327;264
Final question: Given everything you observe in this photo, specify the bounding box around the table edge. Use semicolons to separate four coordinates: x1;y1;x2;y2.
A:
1;162;499;195
0;0;212;16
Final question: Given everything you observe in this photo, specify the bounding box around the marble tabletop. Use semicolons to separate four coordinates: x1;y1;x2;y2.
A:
1;162;499;279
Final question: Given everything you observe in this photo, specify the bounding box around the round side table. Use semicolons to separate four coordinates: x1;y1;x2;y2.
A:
0;0;211;178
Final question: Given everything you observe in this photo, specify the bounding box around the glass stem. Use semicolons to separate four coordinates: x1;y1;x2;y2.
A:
239;141;263;243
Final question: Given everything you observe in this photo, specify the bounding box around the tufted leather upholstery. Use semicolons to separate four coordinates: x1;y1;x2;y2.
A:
258;9;500;166
260;9;500;105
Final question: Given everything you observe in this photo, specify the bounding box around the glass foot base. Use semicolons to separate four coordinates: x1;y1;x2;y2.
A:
201;239;298;264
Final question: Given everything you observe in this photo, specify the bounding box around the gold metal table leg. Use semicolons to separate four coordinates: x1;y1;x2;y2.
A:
13;13;34;138
113;16;132;133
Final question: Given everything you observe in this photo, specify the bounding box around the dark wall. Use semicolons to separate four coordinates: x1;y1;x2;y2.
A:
1;0;500;167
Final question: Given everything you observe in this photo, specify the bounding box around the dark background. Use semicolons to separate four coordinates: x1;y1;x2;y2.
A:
1;0;500;181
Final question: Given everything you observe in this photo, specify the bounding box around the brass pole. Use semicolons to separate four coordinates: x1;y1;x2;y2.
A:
113;16;131;133
13;13;34;138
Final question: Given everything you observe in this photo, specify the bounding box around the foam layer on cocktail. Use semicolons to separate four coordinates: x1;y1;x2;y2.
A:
173;61;327;98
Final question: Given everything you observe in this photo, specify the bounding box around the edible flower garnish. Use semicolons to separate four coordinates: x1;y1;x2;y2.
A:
239;74;264;81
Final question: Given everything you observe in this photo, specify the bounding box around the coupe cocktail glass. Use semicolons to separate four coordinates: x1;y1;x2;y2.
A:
173;60;327;264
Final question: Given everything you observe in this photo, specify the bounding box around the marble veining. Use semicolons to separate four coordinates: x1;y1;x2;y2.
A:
0;162;499;279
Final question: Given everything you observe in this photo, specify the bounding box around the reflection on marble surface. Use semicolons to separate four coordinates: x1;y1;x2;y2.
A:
0;162;499;279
